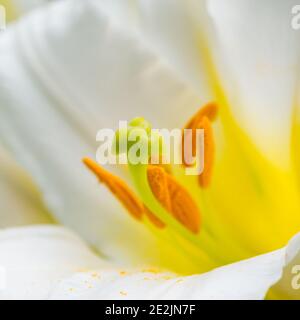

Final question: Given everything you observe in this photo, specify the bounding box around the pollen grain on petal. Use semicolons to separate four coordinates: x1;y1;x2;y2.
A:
147;165;201;234
83;157;143;220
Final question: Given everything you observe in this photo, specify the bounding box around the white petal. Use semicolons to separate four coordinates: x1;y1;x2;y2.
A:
122;0;300;163
99;0;140;30
2;227;299;300
0;0;201;265
207;0;300;164
0;226;104;299
270;233;300;299
51;233;300;300
12;0;46;14
0;145;53;227
135;0;213;98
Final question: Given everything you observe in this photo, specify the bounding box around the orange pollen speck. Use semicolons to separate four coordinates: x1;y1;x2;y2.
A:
83;158;144;220
147;165;201;234
182;102;218;188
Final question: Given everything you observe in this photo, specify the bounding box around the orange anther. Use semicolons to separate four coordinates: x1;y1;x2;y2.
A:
198;117;215;188
182;102;217;188
83;158;144;220
147;165;201;233
185;102;218;130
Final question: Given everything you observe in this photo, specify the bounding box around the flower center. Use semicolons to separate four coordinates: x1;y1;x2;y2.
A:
83;102;218;242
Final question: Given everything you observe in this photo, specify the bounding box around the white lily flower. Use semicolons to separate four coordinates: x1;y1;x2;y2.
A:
0;0;300;299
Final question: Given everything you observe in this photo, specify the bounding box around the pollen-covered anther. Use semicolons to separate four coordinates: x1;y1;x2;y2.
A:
144;207;166;229
147;165;201;234
198;116;215;188
182;102;218;188
185;102;218;130
83;158;144;220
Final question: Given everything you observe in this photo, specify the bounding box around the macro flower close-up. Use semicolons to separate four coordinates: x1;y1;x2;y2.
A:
0;0;300;301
